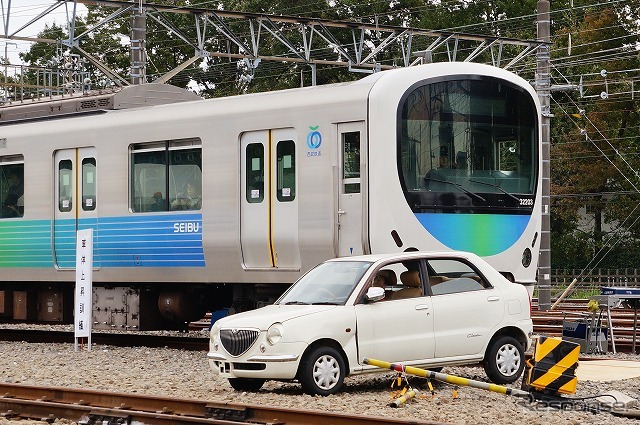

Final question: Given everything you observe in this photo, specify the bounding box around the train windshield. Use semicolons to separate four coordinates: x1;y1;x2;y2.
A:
398;77;538;214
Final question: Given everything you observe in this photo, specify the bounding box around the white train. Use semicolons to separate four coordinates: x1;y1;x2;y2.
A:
0;62;541;329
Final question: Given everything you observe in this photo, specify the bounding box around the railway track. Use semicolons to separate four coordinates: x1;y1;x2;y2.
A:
532;299;640;353
0;382;448;425
0;328;210;351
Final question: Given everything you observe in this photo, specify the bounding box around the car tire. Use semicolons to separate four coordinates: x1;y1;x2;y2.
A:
299;346;346;396
228;378;265;392
483;335;524;384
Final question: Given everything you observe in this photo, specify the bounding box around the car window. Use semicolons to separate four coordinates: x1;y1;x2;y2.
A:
278;261;372;305
359;259;425;302
426;258;490;295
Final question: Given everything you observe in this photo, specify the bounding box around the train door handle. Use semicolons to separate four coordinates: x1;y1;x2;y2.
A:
487;296;500;302
337;209;346;215
415;304;429;310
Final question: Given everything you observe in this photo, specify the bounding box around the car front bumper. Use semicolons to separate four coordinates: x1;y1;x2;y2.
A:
207;341;307;380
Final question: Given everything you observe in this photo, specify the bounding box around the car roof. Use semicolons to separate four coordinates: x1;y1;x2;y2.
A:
326;250;480;264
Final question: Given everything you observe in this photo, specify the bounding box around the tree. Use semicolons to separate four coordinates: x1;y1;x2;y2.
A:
550;2;640;269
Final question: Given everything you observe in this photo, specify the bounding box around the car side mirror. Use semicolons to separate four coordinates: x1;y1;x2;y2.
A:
365;286;385;303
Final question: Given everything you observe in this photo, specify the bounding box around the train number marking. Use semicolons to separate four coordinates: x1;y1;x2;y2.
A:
519;198;533;206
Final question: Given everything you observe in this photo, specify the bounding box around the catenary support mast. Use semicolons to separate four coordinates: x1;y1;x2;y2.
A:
536;0;551;310
130;1;146;84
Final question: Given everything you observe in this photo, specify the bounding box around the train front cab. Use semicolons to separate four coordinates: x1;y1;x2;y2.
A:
366;63;542;287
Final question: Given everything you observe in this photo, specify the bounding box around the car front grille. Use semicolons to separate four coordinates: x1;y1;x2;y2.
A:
220;329;259;357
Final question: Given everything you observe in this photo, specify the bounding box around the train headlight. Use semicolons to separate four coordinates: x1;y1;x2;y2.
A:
266;323;284;345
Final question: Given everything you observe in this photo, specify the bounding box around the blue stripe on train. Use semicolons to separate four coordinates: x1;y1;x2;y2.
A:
0;213;206;268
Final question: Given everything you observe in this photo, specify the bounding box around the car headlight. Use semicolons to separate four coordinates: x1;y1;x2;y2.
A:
210;323;220;338
210;324;220;350
266;323;284;345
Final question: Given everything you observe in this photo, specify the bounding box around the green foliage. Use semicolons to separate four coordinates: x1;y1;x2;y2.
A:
550;2;640;269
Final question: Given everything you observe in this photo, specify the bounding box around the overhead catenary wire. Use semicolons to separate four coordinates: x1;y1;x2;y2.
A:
550;95;640;282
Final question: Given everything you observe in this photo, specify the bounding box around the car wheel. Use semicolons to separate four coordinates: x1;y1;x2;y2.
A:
228;378;265;392
299;346;346;396
483;336;524;384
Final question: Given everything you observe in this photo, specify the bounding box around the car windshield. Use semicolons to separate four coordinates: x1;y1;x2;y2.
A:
277;261;372;306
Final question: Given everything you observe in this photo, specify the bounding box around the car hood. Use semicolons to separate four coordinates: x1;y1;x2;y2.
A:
215;304;338;330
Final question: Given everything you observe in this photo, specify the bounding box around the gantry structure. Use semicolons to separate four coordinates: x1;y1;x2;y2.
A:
1;0;545;89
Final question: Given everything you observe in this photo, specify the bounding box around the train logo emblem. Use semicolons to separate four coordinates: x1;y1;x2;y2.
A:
306;126;322;149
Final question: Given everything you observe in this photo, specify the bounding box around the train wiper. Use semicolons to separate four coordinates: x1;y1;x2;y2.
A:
282;301;310;305
423;176;486;202
468;179;521;203
312;302;341;305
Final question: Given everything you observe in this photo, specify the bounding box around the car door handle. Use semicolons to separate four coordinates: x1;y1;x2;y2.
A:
415;304;430;310
487;296;500;302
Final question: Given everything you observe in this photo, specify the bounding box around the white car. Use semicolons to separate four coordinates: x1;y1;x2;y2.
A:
208;251;533;395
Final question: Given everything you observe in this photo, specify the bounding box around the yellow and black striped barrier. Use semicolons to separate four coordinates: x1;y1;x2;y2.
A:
525;336;580;395
363;358;531;399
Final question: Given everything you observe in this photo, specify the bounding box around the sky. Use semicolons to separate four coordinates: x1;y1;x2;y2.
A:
2;1;87;64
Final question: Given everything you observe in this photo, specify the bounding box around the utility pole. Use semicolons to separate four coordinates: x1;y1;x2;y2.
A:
536;0;552;310
130;0;146;84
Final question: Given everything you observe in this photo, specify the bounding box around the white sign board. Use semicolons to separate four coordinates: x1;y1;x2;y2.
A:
74;228;93;351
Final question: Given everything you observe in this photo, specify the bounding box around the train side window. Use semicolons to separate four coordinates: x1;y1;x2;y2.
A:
82;158;97;211
169;146;202;211
131;146;166;213
130;139;202;213
342;131;360;193
0;156;24;218
246;143;264;203
59;159;73;212
276;140;295;202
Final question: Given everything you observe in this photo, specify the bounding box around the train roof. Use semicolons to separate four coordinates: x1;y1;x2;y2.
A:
0;63;535;126
0;83;202;125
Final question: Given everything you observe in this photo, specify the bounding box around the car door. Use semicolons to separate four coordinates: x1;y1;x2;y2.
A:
427;258;506;358
354;260;435;366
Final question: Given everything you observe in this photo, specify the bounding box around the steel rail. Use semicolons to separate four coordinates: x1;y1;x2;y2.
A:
0;329;209;351
0;382;449;425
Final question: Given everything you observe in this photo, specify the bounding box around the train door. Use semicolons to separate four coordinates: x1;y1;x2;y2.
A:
53;148;98;269
240;129;301;269
337;122;365;256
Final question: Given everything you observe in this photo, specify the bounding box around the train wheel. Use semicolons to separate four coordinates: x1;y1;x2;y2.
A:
483;335;524;384
299;346;345;396
228;378;265;392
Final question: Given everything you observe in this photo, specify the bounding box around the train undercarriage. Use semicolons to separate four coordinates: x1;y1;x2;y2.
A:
0;282;285;330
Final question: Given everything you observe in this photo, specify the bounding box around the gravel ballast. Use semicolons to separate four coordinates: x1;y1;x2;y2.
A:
1;329;640;424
